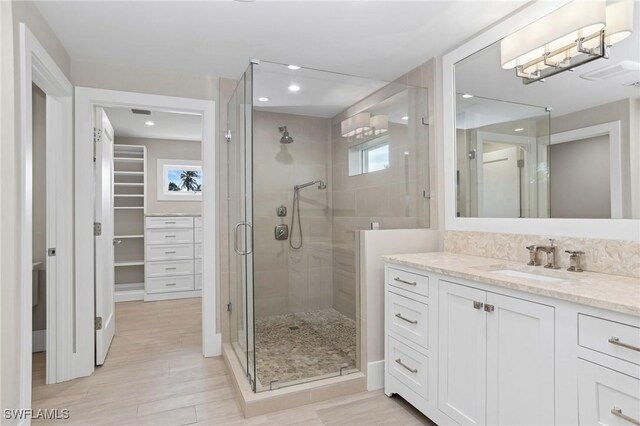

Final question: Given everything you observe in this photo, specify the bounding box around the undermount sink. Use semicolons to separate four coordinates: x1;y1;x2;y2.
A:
491;269;562;283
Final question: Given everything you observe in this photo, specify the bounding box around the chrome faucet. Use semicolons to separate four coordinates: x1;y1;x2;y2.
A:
565;250;585;272
535;239;561;269
526;245;540;266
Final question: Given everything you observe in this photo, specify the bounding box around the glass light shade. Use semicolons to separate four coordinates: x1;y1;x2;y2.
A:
341;112;371;138
605;0;634;45
501;0;606;69
369;115;388;136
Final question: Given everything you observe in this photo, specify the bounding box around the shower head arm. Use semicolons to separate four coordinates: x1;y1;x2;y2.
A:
294;180;326;191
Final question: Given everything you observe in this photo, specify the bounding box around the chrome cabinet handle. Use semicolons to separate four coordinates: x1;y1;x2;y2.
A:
165;235;176;238
113;239;122;245
611;407;640;425
473;301;484;310
608;337;640;352
395;358;418;373
165;251;176;254
165;267;177;270
164;221;176;224
484;304;495;313
165;283;176;287
395;313;418;324
394;277;417;286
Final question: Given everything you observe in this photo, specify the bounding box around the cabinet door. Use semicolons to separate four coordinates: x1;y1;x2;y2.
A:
486;293;554;426
439;281;487;425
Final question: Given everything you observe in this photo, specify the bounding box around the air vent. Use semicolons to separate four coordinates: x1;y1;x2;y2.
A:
580;61;640;81
131;108;151;115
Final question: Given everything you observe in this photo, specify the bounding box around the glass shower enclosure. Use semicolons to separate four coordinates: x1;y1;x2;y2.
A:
227;61;429;392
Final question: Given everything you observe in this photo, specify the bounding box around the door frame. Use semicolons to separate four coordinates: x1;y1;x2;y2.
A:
75;87;219;378
18;22;74;410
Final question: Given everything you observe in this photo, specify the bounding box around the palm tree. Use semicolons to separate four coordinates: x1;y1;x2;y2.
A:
168;182;180;191
180;170;200;192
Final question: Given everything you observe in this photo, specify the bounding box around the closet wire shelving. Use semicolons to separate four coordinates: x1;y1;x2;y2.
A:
113;144;146;302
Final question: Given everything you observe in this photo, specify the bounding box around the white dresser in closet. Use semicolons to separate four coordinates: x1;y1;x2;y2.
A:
144;216;202;301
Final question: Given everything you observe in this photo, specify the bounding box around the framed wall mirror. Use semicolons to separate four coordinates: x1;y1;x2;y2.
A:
442;0;640;240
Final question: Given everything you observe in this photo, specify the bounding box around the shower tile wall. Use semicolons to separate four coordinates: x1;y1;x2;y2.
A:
252;111;333;319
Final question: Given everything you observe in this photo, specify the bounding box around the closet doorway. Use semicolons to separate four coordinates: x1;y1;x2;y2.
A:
75;88;218;376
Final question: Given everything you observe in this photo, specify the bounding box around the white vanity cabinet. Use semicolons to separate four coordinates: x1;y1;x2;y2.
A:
436;280;554;426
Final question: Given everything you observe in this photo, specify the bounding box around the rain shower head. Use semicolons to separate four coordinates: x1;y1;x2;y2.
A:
279;126;294;144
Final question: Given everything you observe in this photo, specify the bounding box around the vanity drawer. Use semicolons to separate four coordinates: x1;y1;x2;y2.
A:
195;274;202;290
578;359;640;426
146;275;194;294
194;243;202;259
145;216;193;229
146;228;193;245
387;267;429;298
388;336;429;401
388;291;429;350
195;259;202;275
194;227;203;244
146;244;193;262
579;314;640;365
146;260;194;277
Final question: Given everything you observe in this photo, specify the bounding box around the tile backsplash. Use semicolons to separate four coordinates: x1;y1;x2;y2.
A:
444;230;640;279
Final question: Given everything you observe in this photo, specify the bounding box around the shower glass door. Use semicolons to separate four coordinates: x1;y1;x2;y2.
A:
227;64;255;388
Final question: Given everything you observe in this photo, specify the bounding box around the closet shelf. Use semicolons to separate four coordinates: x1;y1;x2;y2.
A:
114;235;144;239
114;182;144;187
114;157;144;163
114;260;145;267
114;194;144;198
114;206;144;210
114;171;144;176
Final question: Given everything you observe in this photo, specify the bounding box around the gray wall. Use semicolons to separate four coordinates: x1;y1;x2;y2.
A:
550;135;611;219
116;137;202;215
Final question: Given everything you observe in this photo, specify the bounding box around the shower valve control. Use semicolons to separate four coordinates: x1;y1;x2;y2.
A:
275;224;289;241
276;205;287;217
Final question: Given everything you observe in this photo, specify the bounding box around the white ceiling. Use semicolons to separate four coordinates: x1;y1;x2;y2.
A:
104;107;202;141
34;0;528;82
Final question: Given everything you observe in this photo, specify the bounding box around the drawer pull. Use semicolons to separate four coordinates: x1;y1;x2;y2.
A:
164;221;176;224
164;251;177;254
394;277;417;286
473;301;484;310
611;407;640;425
395;313;418;324
165;235;176;238
608;337;640;352
395;358;418;373
165;283;177;286
165;267;177;270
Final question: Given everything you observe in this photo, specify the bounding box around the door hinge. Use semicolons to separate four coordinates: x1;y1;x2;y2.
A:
227;302;232;313
93;128;102;144
94;222;102;236
95;316;103;330
47;248;57;257
225;129;232;143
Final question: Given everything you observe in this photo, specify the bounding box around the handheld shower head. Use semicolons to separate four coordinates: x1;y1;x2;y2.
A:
279;126;294;144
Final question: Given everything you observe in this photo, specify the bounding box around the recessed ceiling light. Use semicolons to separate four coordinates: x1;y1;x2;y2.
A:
258;97;270;102
514;128;524;132
462;93;473;98
144;121;155;126
401;116;409;120
288;65;301;70
288;84;301;92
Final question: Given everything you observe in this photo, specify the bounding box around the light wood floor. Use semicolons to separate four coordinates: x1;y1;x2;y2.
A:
32;298;432;425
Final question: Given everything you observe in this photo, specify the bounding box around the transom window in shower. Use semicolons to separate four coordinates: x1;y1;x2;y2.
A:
348;136;390;176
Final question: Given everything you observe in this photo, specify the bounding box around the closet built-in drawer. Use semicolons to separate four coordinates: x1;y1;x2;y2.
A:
145;216;193;229
578;359;640;425
194;217;202;228
146;228;194;245
146;244;193;262
579;314;640;365
388;336;429;401
195;274;202;290
195;259;202;275
388;291;429;350
146;260;194;277
387;267;429;298
146;275;194;294
194;243;202;259
194;227;203;244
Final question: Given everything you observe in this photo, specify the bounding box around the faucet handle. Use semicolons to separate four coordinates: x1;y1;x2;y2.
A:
548;238;555;247
565;250;584;255
526;245;536;252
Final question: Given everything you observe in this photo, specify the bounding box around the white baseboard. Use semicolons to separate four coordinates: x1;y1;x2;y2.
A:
367;360;385;391
32;329;46;353
205;333;222;357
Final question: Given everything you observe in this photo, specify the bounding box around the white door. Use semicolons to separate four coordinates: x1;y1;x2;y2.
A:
438;280;487;425
486;293;555;425
480;146;520;218
94;107;115;365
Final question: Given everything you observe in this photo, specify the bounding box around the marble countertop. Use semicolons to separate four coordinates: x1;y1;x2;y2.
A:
145;213;201;217
383;252;640;316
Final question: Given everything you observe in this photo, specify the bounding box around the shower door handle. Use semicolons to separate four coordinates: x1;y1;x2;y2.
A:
234;222;253;255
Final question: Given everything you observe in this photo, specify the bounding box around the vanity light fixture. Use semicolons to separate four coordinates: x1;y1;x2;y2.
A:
288;84;301;92
144;121;155;126
461;93;474;99
258;97;270;102
501;0;634;84
288;65;301;70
